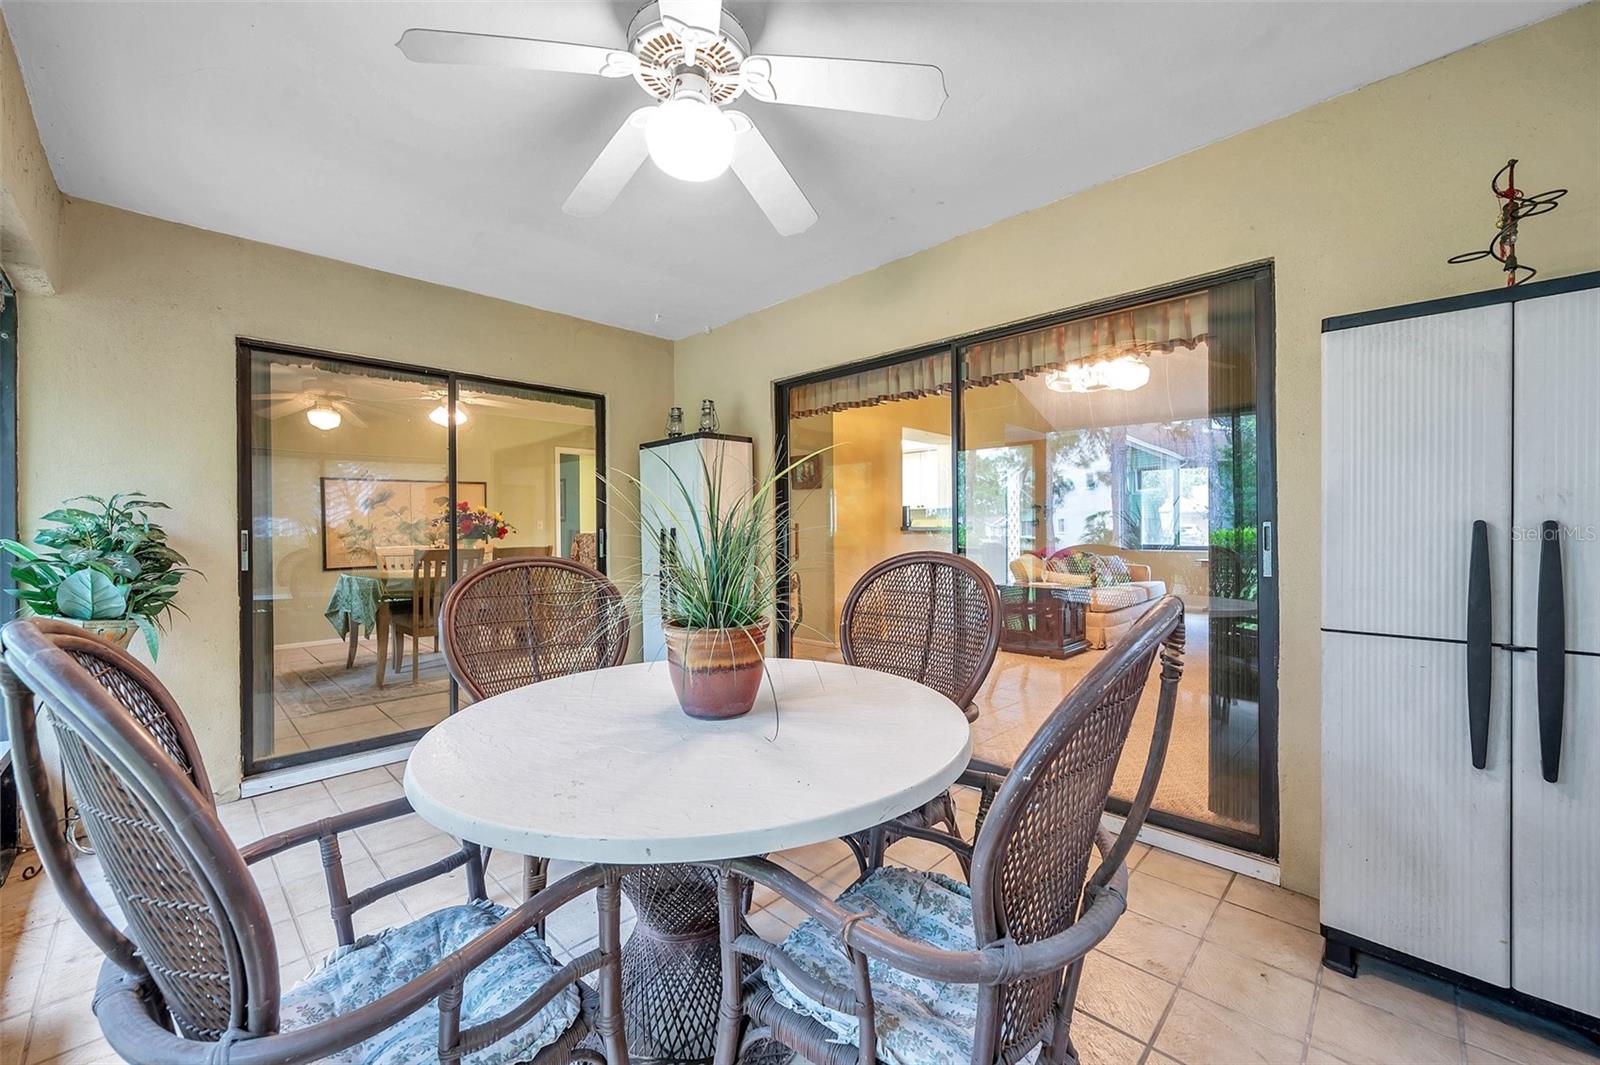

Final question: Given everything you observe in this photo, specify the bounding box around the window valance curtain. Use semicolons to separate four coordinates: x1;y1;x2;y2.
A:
963;293;1210;387
788;353;952;420
787;292;1211;420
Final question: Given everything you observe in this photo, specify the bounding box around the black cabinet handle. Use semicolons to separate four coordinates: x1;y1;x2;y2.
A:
1536;519;1566;783
1466;520;1492;770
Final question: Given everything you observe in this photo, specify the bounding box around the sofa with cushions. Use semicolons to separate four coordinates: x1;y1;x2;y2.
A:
1009;548;1169;649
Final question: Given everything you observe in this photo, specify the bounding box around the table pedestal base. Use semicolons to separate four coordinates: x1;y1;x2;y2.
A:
612;865;787;1065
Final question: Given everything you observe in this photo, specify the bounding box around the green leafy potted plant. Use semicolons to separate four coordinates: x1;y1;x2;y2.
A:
623;451;815;720
1;493;200;659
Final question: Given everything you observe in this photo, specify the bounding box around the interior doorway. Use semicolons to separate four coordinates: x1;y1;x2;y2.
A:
554;447;597;561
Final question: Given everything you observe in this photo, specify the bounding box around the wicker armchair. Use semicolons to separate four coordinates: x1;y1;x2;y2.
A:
0;619;629;1065
441;557;630;907
714;596;1185;1065
838;551;1002;872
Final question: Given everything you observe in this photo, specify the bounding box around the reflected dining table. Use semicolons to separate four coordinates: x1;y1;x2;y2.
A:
404;657;972;1064
323;570;413;688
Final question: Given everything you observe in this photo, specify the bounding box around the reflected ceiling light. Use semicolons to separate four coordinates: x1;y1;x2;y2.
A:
645;74;734;183
305;403;343;431
429;403;468;427
1045;355;1151;394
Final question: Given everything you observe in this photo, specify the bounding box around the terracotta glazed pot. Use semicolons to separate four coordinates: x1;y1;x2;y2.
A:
663;623;768;720
58;618;138;650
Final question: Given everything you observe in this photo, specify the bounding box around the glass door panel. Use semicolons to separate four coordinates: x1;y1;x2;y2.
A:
453;380;600;565
782;353;953;660
244;352;608;775
959;275;1272;848
245;351;450;769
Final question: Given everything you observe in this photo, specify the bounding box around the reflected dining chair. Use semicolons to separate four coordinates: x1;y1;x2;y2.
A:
441;557;630;907
492;545;555;560
375;544;424;577
391;546;485;683
713;596;1185;1065
838;550;1002;873
0;618;629;1065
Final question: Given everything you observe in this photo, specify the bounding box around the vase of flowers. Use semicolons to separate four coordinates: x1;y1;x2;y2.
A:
629;449;815;720
433;501;514;546
0;493;200;659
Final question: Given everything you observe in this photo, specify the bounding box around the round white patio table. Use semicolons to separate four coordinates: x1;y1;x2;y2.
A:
404;657;972;1064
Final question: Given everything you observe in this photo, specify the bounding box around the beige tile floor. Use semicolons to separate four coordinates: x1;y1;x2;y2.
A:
3;772;1597;1065
809;608;1261;836
268;637;450;758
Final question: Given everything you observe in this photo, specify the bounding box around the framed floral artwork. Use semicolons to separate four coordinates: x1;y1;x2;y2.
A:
319;478;487;570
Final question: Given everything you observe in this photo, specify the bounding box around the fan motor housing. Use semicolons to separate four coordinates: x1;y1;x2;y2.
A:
627;2;750;103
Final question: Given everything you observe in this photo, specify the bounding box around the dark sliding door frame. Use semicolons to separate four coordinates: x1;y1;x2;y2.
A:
773;262;1280;858
0;273;18;864
236;338;609;778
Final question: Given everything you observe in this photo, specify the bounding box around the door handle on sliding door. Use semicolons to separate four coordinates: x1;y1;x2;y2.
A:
1466;520;1491;770
1536;519;1566;783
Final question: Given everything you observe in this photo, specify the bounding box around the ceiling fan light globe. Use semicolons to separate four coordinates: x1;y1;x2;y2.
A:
429;403;468;427
646;97;734;182
1107;355;1151;391
306;404;342;431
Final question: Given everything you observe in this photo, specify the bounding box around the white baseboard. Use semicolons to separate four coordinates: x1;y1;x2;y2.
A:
241;741;414;797
1102;811;1281;884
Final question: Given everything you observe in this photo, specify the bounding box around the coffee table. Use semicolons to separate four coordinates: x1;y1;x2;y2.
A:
998;584;1089;659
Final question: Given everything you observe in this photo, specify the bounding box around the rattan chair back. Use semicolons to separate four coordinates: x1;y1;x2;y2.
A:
25;619;212;795
839;551;1001;712
968;595;1184;1060
440;557;630;700
0;619;277;1042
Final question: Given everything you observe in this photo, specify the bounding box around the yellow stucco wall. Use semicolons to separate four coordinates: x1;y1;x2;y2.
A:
0;10;63;292
16;201;674;797
672;3;1600;895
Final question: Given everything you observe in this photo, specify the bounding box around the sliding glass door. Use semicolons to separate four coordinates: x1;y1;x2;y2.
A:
239;342;605;775
959;271;1274;850
777;264;1277;854
779;351;953;661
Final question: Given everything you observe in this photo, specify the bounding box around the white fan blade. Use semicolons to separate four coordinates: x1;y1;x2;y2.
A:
563;108;655;217
332;402;369;430
264;397;315;419
741;54;947;121
397;29;626;79
728;113;816;236
659;0;723;33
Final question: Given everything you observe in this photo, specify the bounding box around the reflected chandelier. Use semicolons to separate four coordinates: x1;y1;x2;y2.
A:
1045;354;1151;394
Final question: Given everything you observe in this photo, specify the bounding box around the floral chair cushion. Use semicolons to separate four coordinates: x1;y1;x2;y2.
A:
762;867;1035;1065
281;900;580;1065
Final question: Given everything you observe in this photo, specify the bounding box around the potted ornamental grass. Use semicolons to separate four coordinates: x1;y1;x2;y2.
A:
1;493;200;659
622;450;814;721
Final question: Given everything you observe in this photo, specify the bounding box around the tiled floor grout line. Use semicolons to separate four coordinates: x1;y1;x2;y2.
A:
15;917;61;1065
1304;965;1326;1064
1133;869;1232;1065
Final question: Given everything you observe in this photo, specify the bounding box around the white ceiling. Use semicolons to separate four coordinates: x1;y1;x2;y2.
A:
4;1;1577;340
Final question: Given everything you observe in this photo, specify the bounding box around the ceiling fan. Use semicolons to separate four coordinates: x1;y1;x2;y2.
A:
397;0;948;235
416;388;523;427
257;384;367;432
